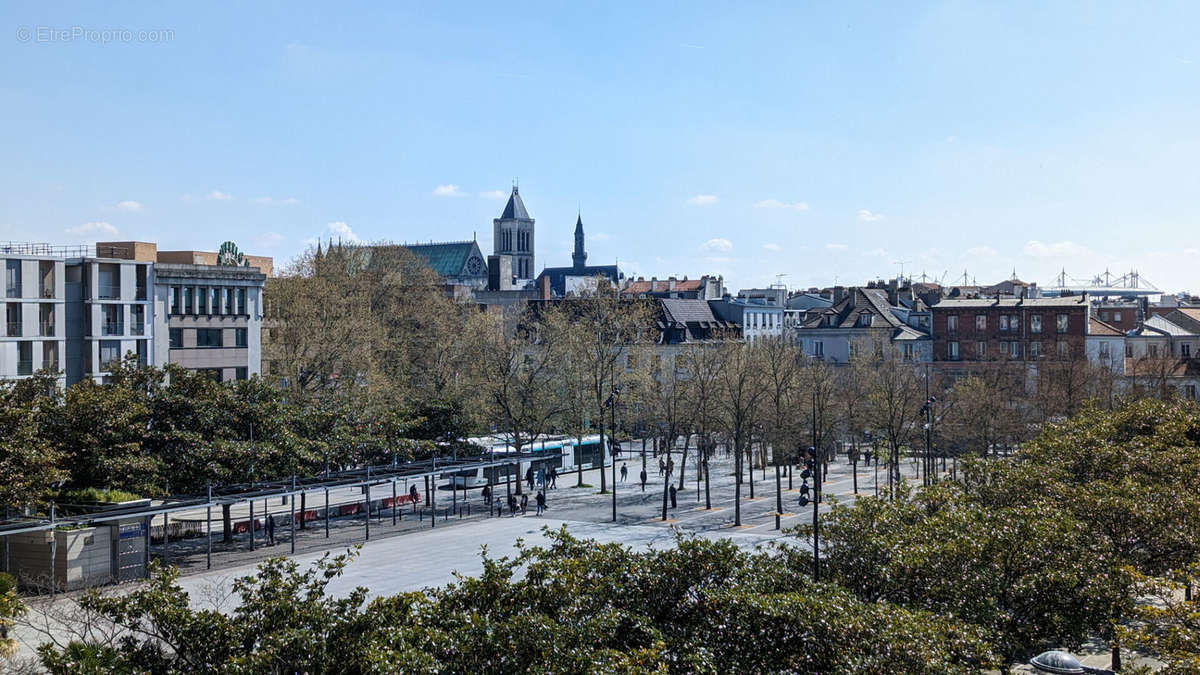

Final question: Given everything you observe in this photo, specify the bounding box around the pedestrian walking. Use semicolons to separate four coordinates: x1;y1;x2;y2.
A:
507;494;518;517
549;466;558;488
266;513;276;546
620;463;628;482
536;490;546;515
525;467;535;491
667;458;675;478
520;493;529;515
409;484;419;504
482;485;491;505
640;468;647;491
669;485;677;509
658;458;666;477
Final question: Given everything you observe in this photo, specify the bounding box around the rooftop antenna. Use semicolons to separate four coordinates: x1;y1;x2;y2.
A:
894;260;912;282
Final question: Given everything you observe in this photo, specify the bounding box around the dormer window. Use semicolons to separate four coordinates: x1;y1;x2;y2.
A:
857;314;871;327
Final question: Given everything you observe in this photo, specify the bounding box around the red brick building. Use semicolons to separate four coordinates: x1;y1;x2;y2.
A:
931;296;1090;365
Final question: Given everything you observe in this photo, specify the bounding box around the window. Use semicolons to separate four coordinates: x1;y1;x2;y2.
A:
1186;384;1197;401
5;303;19;337
1000;340;1008;356
135;265;147;301
1031;314;1042;334
1098;341;1110;358
102;304;123;336
198;287;209;314
170;287;181;314
237;288;247;314
6;260;22;298
1010;315;1019;331
130;305;145;335
999;315;1009;331
1057;341;1070;359
1102;311;1109;321
38;261;54;299
235;367;248;381
947;341;959;360
1030;341;1042;358
975;315;987;331
902;343;914;361
169;328;182;348
17;341;32;375
1149;344;1159;358
976;341;986;359
1113;312;1121;323
196;328;223;348
183;287;193;315
98;263;120;299
812;341;824;357
1182;343;1192;359
857;313;871;327
1057;313;1069;333
136;340;148;367
1125;343;1133;358
99;340;121;371
42;341;58;372
946;315;958;333
199;368;222;382
1011;341;1021;358
39;303;53;336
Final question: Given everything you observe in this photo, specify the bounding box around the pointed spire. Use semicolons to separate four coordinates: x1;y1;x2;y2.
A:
572;210;587;270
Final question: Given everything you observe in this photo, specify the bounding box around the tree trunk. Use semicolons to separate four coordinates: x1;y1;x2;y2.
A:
221;504;233;544
598;426;607;494
734;436;743;526
677;434;689;491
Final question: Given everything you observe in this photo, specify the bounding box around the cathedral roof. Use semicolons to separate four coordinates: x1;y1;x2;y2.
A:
500;186;531;220
406;241;485;278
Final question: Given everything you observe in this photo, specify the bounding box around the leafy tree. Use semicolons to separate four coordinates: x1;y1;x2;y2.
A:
0;572;25;658
1118;564;1200;674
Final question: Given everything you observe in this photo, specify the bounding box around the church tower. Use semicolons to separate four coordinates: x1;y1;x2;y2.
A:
492;186;535;280
572;213;587;271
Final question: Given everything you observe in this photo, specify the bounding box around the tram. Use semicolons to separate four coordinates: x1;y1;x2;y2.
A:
443;435;606;489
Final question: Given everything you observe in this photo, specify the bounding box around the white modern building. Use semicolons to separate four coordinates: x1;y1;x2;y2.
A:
0;244;68;385
65;252;155;383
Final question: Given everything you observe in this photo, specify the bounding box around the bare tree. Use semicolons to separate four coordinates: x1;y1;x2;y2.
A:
714;340;766;526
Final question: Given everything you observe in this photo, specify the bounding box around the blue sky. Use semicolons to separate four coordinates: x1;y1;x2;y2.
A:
2;1;1198;293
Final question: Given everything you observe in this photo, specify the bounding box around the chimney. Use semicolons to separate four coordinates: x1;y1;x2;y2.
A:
668;276;677;291
538;274;551;301
833;286;847;304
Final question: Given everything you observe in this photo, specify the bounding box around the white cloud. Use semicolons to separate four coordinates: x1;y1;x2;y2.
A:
966;245;998;257
66;221;119;236
432;184;465;197
703;238;733;252
826;243;848;251
688;194;718;206
591;232;612;241
762;243;782;252
116;200;143;212
1023;240;1090;258
857;209;885;222
753;199;809;211
479;190;507;200
255;232;286;248
207;189;233;201
327;221;361;243
254;196;299;205
862;248;889;258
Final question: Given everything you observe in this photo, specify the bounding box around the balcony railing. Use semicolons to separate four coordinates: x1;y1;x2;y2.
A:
101;322;124;336
16;360;33;376
135;286;147;301
5;286;19;299
40;287;55;299
39;321;54;337
5;321;20;337
97;284;121;300
131;323;145;336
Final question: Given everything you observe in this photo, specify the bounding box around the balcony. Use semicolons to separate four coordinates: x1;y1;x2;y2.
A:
135;285;147;301
40;287;55;299
5;286;19;299
97;284;121;300
131;323;145;336
5;321;20;337
101;322;124;336
39;321;54;337
16;360;33;376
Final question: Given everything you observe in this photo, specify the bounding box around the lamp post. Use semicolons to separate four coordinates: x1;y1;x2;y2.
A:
796;446;820;580
607;385;618;522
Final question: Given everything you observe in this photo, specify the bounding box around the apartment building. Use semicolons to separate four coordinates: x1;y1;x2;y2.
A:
0;244;68;384
930;295;1090;365
152;263;265;382
64;251;154;383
